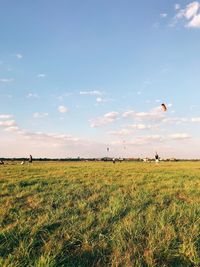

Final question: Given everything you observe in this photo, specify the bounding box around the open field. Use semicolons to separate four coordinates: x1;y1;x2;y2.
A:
0;161;200;267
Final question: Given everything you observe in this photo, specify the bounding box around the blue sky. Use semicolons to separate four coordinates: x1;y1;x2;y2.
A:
0;0;200;158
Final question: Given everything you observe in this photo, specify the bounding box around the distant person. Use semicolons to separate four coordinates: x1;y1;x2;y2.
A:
143;158;148;162
0;160;4;164
112;158;116;164
29;155;33;163
155;152;159;163
21;161;25;165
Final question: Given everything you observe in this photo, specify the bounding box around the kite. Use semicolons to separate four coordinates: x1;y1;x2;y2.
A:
161;103;167;112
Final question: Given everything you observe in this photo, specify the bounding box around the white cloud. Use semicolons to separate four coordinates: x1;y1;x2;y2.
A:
0;125;98;158
187;13;200;27
24;131;79;143
108;123;156;139
0;113;198;158
37;74;46;78
16;53;23;59
0;120;16;127
123;106;166;122
96;97;103;103
129;124;155;130
160;13;168;18
191;117;200;122
90;111;119;127
0;78;13;83
113;133;191;146
174;1;200;28
0;114;13;119
169;133;191;140
139;135;163;143
109;129;131;136
58;105;69;113
162;117;189;124
115;135;164;146
184;1;200;19
123;110;136;118
80;90;102;96
104;112;118;119
33;112;48;119
27;93;39;98
162;116;200;124
0;115;80;145
175;4;181;10
96;97;113;104
4;126;20;132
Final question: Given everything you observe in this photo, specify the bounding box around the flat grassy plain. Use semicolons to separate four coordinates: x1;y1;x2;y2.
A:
0;161;200;267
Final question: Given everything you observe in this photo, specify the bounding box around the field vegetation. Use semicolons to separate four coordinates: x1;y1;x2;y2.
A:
0;161;200;266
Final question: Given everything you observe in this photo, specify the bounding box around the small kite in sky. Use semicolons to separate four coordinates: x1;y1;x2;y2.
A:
161;103;167;112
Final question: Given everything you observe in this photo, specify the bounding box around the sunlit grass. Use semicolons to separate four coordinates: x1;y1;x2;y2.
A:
0;161;200;266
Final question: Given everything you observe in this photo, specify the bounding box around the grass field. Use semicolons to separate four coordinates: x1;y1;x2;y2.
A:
0;161;200;267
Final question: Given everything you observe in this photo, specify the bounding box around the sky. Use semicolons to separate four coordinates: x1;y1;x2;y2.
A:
1;0;200;159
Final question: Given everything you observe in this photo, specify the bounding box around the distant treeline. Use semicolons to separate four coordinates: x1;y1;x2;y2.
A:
1;157;139;162
0;157;88;162
1;157;200;162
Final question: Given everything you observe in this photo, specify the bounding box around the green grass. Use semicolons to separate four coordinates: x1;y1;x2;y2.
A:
0;161;200;267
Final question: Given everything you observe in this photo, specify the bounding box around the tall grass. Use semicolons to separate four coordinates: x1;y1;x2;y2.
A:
0;161;200;266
